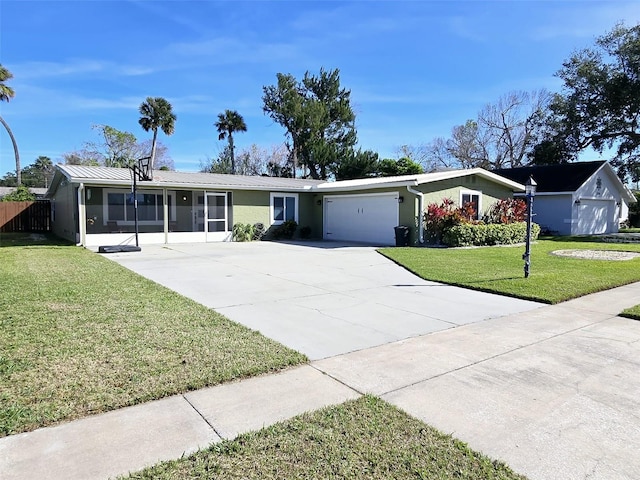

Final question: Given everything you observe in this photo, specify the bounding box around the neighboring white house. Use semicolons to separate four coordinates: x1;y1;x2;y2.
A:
494;161;636;235
0;187;48;199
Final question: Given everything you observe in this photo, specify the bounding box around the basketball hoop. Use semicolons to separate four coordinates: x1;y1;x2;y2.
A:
137;156;152;181
128;156;153;248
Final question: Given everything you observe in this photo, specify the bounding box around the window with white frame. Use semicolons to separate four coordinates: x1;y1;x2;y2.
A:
460;190;482;220
103;189;174;224
270;192;298;225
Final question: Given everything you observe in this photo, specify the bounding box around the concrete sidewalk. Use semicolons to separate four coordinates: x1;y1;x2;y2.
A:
316;286;640;480
0;366;360;480
2;282;640;480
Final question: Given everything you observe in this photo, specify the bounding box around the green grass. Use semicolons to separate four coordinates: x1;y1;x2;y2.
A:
0;231;69;247
619;228;640;233
123;396;526;480
620;305;640;320
0;243;306;437
380;238;640;304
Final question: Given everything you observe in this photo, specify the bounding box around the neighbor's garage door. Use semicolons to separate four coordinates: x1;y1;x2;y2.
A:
575;199;613;235
324;193;399;245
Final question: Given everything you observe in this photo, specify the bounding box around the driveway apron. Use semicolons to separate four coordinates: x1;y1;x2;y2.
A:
106;241;542;360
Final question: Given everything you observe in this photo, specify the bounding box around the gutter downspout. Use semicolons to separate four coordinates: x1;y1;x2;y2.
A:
78;183;86;247
406;184;424;244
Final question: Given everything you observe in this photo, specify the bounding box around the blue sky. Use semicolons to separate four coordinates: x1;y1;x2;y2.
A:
1;0;639;173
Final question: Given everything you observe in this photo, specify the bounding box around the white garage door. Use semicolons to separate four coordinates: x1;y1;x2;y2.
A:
324;193;399;245
575;199;613;235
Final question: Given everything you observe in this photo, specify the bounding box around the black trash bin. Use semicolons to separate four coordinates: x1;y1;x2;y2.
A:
394;226;410;246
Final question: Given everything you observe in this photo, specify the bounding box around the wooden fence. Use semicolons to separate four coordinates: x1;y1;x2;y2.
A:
0;201;51;233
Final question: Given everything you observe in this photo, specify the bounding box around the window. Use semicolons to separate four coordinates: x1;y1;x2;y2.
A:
270;193;298;225
104;189;173;224
460;190;481;220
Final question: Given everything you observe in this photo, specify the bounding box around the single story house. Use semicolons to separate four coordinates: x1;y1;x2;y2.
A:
46;164;525;247
494;161;636;235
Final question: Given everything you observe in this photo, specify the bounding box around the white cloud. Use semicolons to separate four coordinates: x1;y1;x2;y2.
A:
530;1;640;41
12;59;160;80
14;60;106;79
290;2;412;36
164;36;302;66
6;84;141;116
446;15;489;43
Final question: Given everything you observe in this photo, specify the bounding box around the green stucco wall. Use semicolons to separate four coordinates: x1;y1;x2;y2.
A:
50;181;77;243
231;190;319;238
298;193;320;238
416;175;513;210
232;190;271;225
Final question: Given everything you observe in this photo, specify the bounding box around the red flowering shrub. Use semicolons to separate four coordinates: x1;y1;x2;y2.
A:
485;198;527;224
423;197;533;246
423;198;476;244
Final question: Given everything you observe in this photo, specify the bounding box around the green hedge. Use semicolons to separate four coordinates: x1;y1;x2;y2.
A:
442;221;541;247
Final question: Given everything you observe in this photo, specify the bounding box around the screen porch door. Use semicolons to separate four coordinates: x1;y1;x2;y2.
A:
193;192;229;241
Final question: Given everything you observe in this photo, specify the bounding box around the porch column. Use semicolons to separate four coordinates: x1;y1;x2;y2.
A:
163;188;169;244
77;183;86;246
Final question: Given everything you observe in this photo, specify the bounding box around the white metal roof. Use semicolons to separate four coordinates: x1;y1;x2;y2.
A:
54;165;325;191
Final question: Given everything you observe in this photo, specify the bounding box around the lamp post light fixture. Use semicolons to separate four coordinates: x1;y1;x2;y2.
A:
523;176;537;278
129;156;153;248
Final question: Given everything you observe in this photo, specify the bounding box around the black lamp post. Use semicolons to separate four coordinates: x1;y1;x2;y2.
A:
523;176;537;278
130;156;152;247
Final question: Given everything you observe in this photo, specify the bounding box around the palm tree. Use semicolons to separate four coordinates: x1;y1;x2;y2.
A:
138;97;176;175
0;64;21;186
34;155;54;187
215;110;247;174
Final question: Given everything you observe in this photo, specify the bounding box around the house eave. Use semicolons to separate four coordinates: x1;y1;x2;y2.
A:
61;178;317;193
314;179;418;192
315;168;525;193
514;191;575;196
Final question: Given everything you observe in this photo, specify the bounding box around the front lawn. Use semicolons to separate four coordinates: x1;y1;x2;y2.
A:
380;238;640;304
124;396;526;480
0;243;306;437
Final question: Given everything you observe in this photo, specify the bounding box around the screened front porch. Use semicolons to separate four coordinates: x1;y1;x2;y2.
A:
81;186;233;247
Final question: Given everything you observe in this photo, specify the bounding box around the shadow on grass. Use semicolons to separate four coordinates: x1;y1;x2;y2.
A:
465;276;523;283
393;276;522;287
0;232;72;248
540;235;605;243
542;234;640;245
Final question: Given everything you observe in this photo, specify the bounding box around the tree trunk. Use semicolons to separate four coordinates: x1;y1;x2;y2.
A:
150;129;158;177
291;145;298;178
229;133;235;175
0;115;20;186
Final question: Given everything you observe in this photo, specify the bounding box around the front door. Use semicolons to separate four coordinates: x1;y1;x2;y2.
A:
194;194;205;232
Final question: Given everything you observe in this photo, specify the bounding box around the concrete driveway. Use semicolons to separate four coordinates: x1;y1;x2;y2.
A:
106;241;542;360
